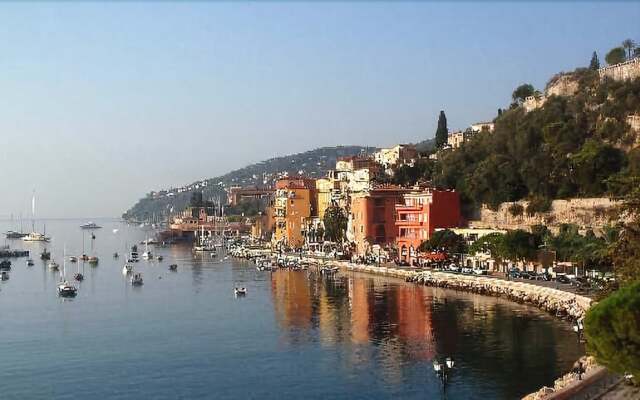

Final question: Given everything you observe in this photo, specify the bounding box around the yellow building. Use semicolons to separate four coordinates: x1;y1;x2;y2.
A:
316;178;335;220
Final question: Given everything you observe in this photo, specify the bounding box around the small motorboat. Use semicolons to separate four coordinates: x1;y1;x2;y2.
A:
0;271;9;281
131;273;144;286
40;250;51;260
69;256;78;263
122;264;133;274
234;287;247;296
57;281;78;297
48;261;60;271
169;264;178;271
113;252;119;259
74;273;84;281
0;260;11;271
157;255;164;262
26;258;34;266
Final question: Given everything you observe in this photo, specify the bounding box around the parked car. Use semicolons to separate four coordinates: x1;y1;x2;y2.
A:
534;272;552;281
519;271;534;280
473;268;488;275
571;277;591;288
555;274;571;284
508;269;521;279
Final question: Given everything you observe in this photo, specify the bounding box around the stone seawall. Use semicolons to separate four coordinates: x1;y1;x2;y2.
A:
328;261;599;400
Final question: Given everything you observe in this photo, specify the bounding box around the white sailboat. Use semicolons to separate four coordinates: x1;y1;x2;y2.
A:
23;192;50;242
57;247;78;297
141;240;152;260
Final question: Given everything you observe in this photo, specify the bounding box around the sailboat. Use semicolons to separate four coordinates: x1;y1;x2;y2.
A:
4;214;27;239
57;247;78;297
74;247;84;281
23;192;50;242
141;240;152;260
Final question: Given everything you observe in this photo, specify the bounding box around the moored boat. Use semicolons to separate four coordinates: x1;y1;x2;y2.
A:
0;260;11;271
57;281;78;297
23;232;50;242
131;273;144;286
122;264;133;274
80;222;102;229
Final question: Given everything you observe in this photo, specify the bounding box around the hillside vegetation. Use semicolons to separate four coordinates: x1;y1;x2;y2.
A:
399;68;640;215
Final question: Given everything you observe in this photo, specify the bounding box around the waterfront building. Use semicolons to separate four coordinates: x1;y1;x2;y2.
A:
351;186;410;256
395;189;461;264
272;178;316;249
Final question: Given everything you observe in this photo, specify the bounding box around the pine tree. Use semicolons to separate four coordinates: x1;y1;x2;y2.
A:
589;51;600;70
435;110;448;149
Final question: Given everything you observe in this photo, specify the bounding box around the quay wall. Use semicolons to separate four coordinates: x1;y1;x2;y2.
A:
317;260;601;400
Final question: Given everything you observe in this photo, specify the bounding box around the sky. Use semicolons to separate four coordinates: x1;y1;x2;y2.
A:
0;2;638;218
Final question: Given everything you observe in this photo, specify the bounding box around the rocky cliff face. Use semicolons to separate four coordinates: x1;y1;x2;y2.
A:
469;197;620;234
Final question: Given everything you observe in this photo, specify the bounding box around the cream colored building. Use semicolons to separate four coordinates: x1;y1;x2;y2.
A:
373;144;418;169
447;131;467;149
470;122;494;133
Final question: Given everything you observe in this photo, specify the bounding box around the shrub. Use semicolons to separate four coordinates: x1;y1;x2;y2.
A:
585;281;640;384
508;203;525;217
526;196;552;215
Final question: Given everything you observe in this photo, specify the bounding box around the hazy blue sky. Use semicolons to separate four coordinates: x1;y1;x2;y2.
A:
0;2;638;218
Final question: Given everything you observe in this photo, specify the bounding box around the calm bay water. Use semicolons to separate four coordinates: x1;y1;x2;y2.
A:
0;219;583;399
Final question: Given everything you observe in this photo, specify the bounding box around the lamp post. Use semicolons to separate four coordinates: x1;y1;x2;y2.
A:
573;318;585;342
433;357;455;392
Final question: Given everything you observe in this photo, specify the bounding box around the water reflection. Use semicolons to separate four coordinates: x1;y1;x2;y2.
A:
270;270;584;398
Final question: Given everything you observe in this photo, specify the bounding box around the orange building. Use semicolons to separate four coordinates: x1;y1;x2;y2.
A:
351;187;409;255
395;189;461;264
272;178;316;248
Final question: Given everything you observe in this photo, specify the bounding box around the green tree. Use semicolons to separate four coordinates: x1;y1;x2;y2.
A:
610;177;640;285
584;281;640;385
622;39;636;60
435;110;448;149
322;206;348;243
469;232;507;270
501;229;541;262
418;229;467;254
512;83;535;104
606;47;627;65
589;51;600;70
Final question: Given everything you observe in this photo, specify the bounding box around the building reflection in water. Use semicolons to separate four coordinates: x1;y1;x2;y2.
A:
270;270;435;383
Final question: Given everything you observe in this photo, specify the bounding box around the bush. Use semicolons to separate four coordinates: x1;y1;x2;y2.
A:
508;203;525;217
585;281;640;384
526;196;552;215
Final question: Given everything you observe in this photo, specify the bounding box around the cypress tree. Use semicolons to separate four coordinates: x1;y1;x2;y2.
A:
589;51;600;70
435;110;448;149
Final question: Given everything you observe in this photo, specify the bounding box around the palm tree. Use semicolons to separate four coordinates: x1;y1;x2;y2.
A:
622;39;636;60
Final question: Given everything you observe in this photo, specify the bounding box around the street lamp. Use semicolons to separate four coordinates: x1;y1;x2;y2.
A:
433;357;455;387
573;318;585;342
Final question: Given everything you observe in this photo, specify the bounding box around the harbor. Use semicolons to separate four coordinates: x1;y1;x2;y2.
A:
0;218;585;400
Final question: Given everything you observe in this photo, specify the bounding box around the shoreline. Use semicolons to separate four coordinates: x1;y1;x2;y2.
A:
307;258;605;400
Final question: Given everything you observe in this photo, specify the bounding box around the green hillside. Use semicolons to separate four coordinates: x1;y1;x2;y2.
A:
123;145;376;221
